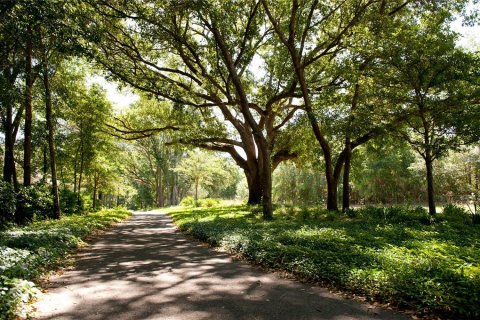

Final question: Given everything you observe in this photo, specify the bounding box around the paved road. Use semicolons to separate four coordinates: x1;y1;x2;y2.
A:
34;211;409;320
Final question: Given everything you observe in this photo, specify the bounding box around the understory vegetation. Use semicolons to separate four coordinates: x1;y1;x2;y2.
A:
169;205;480;319
1;1;480;318
0;208;132;319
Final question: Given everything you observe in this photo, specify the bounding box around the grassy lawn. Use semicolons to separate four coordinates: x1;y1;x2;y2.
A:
168;205;480;319
0;208;132;319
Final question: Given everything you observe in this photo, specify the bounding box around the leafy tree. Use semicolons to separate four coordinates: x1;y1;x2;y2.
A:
0;2;26;190
175;149;230;203
263;0;473;212
351;137;423;205
78;0;305;219
53;62;118;210
112;96;188;208
273;161;325;205
381;18;480;215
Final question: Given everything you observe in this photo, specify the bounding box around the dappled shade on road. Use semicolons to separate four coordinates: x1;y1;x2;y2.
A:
35;211;408;320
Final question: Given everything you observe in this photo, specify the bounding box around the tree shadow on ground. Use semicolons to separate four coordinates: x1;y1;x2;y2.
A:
35;212;408;320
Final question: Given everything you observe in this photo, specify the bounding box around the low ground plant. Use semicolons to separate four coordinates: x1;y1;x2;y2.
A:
168;205;480;319
0;208;132;319
180;196;221;208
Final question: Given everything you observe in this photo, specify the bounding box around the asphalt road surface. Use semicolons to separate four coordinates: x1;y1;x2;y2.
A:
34;211;410;320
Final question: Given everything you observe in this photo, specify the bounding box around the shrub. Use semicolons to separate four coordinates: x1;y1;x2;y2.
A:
180;196;195;207
59;189;86;215
0;208;132;319
358;206;386;221
16;184;53;222
345;208;357;218
443;204;471;224
357;206;431;224
473;213;480;225
169;205;480;319
300;207;312;220
0;276;40;319
274;205;289;218
80;194;93;212
0;181;16;226
197;198;221;208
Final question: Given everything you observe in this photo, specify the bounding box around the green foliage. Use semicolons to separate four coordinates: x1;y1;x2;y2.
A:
179;196;195;207
273;162;325;205
351;139;423;205
169;205;480;319
0;276;40;320
0;182;16;227
197;198;221;208
175;149;232;200
180;196;220;208
0;208;131;319
59;189;84;215
16;184;53;222
356;206;431;225
443;204;472;225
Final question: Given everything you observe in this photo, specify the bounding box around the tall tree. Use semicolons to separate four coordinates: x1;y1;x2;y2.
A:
263;0;472;211
175;149;230;203
382;19;479;215
0;11;23;189
23;24;34;187
79;0;302;218
39;32;61;218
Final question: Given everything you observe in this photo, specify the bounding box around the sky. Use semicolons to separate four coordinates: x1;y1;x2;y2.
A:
87;75;139;112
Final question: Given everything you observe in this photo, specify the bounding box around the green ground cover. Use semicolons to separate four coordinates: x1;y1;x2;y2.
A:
168;205;480;319
0;208;132;319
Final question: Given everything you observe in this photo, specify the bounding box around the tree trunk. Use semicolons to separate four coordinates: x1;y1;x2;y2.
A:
77;144;84;204
23;27;33;187
260;151;273;220
43;57;61;219
342;139;352;213
3;101;15;185
246;170;263;205
92;174;98;210
342;79;361;213
474;168;478;214
194;179;199;204
156;165;164;207
425;154;436;215
170;173;178;205
326;173;339;212
73;143;80;193
290;52;338;212
42;145;48;181
2;68;20;190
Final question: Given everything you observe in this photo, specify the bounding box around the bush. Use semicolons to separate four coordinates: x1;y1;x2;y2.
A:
16;184;53;222
197;198;221;208
357;206;431;224
473;213;480;225
358;206;386;221
0;276;40;319
345;208;357;218
169;205;480;319
180;196;195;207
443;204;471;224
0;208;132;319
0;181;16;226
59;189;85;215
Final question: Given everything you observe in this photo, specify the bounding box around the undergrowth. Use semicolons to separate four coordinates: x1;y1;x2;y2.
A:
0;208;132;319
168;205;480;319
